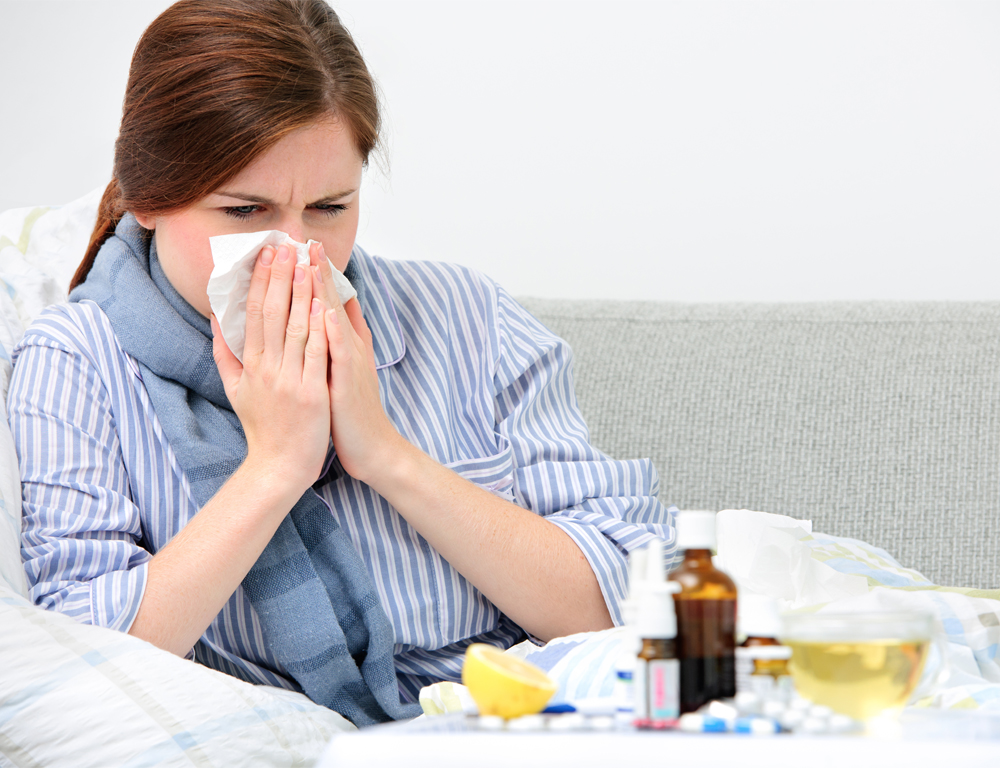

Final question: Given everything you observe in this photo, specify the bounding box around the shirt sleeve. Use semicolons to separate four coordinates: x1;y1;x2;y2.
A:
492;287;679;626
8;323;149;632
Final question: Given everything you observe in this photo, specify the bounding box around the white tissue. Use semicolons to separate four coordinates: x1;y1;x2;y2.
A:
207;230;358;362
713;509;869;609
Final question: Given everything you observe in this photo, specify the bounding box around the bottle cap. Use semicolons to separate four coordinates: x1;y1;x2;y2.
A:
735;644;793;661
636;538;681;639
637;582;681;639
622;545;649;627
737;593;783;638
675;510;717;550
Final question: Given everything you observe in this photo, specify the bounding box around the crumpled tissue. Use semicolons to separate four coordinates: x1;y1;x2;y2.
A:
713;509;870;610
207;230;357;362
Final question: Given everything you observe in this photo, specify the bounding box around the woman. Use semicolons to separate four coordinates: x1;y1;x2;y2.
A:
8;0;676;725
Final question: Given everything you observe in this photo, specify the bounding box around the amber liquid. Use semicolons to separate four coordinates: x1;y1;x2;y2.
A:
785;639;930;721
669;549;737;713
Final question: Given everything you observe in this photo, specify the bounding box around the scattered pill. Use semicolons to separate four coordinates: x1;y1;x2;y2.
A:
588;715;616;731
734;716;780;736
678;713;728;733
548;713;587;731
477;716;505;731
800;716;829;735
507;714;546;731
778;709;806;731
809;704;834;719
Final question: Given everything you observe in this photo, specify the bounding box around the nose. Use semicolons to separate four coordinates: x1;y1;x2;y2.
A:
277;214;307;245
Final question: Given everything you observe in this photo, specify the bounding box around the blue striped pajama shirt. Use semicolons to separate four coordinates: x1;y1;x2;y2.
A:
8;247;678;703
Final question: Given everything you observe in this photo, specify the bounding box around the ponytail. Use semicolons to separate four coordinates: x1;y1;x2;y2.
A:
72;179;126;292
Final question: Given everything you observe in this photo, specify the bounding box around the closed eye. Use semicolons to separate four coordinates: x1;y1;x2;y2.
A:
310;203;349;216
224;205;262;221
222;203;348;221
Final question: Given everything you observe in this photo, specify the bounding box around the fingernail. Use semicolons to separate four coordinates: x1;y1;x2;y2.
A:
327;308;339;325
277;245;290;263
313;265;323;282
260;247;274;266
294;265;305;284
311;298;322;316
319;242;327;258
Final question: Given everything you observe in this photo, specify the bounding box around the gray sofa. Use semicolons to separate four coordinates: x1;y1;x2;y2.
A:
519;298;1000;590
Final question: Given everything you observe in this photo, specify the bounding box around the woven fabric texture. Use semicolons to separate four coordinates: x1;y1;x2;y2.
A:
517;298;1000;589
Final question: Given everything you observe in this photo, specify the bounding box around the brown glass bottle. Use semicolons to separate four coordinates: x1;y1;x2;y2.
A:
669;543;737;713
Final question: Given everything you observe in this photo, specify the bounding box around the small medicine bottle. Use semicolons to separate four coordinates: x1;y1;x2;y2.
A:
613;546;649;730
633;539;681;728
667;511;738;714
735;593;793;702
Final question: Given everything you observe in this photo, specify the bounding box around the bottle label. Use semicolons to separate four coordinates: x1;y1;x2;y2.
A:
647;659;680;720
735;650;754;694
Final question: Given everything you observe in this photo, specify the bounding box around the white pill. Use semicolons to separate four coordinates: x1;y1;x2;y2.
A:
734;691;761;715
507;714;546;731
762;699;786;719
809;704;834;719
548;713;587;731
800;717;829;734
779;709;805;731
706;700;739;722
829;714;859;734
749;718;780;736
678;713;705;733
588;716;616;731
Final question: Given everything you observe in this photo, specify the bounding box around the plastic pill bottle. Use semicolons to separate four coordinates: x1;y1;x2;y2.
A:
735;593;793;702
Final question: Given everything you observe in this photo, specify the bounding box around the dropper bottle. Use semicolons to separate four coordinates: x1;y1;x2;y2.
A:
667;511;738;713
633;538;681;728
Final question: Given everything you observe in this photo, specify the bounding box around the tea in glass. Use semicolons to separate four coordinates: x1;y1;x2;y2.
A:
781;612;933;722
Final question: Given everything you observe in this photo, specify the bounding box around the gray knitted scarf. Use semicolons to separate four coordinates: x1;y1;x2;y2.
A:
70;213;420;726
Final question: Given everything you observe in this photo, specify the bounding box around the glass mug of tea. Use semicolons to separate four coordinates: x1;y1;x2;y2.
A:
780;611;945;725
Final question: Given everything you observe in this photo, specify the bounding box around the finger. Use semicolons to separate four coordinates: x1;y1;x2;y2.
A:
261;243;295;365
243;245;275;362
315;243;340;310
303;294;329;386
309;240;322;269
283;260;312;370
343;297;376;375
325;307;353;371
211;313;243;396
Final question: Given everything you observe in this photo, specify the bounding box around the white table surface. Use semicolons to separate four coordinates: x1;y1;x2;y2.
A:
318;712;1000;768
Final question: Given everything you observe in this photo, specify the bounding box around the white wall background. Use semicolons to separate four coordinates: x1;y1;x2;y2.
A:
2;0;998;301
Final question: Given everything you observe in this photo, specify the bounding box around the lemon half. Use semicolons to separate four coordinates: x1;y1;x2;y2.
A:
461;643;557;719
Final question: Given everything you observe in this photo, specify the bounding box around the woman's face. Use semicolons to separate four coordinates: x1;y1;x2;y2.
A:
134;116;364;318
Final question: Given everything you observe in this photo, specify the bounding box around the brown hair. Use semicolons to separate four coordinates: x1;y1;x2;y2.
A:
72;0;381;291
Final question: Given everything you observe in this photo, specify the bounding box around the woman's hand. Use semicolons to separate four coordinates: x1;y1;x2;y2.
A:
211;243;331;491
309;242;403;484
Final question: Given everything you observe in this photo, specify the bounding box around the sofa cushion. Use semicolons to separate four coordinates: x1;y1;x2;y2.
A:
519;298;1000;589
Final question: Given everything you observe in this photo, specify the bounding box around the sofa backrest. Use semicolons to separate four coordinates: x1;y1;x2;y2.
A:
518;298;1000;589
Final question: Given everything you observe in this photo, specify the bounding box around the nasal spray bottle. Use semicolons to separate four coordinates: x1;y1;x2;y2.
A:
631;538;682;729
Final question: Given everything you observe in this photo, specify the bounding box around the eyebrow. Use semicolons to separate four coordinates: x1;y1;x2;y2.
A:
214;190;357;205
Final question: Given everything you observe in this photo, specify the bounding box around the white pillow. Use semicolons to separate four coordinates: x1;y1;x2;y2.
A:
0;189;103;597
0;583;354;767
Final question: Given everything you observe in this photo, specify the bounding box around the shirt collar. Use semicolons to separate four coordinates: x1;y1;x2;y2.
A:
344;245;406;370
